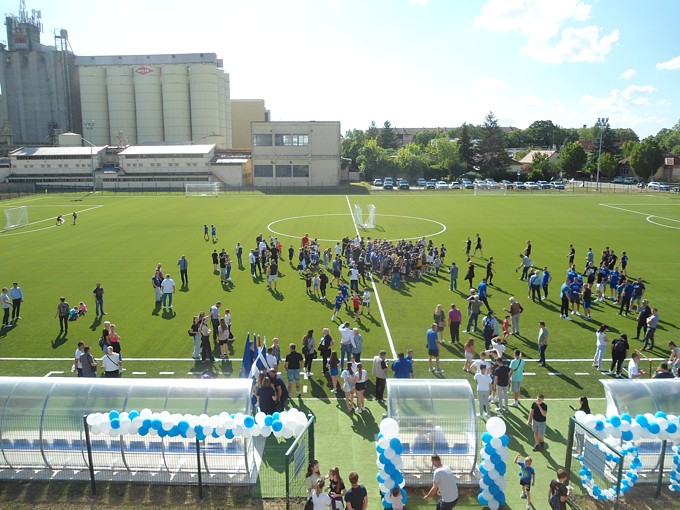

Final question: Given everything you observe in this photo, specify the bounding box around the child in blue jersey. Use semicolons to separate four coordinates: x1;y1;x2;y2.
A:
331;291;344;321
609;269;621;300
203;224;209;241
338;282;350;307
514;454;535;509
620;252;628;276
569;278;582;315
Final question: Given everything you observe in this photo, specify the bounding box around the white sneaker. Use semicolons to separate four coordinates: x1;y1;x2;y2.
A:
570;311;575;315
436;369;444;374
429;366;436;372
509;401;519;407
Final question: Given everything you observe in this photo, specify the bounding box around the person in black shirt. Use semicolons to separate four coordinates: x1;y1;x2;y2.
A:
527;394;548;451
653;362;675;379
344;471;368;510
493;357;511;413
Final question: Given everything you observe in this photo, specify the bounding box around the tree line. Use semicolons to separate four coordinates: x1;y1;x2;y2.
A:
342;114;680;182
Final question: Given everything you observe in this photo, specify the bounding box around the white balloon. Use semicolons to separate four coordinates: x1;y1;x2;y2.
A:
379;482;388;493
282;426;293;439
242;427;253;438
378;436;390;450
209;416;220;428
233;424;243;436
574;411;587;423
108;428;119;437
379;418;400;439
499;449;508;460
486;417;506;438
255;412;266;426
101;421;111;434
488;500;500;510
384;477;395;489
86;413;102;427
273;429;283;438
90;424;102;435
496;478;507;490
224;418;235;429
162;420;173;432
620;421;631;432
384;448;397;460
490;437;502;450
657;418;668;430
160;411;171;420
140;408;152;419
260;425;272;437
392;457;403;469
119;423;130;435
479;479;488;490
185;428;196;439
481;450;491;460
482;490;492;501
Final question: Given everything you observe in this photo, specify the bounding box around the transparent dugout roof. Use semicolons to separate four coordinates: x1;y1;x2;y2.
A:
601;379;680;417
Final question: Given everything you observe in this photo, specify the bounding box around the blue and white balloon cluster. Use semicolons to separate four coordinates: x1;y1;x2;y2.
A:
574;411;680;502
86;408;309;440
574;411;680;442
670;445;680;493
578;442;640;501
478;417;509;510
375;418;407;509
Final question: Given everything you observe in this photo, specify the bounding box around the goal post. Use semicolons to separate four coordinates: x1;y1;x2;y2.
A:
185;183;220;197
365;204;376;229
354;204;365;228
473;184;507;196
3;206;29;230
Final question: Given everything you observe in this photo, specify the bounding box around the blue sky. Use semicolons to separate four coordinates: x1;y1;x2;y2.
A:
16;0;680;138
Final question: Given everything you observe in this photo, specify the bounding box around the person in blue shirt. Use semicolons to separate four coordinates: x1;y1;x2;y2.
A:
427;324;443;374
514;454;536;509
569;277;582;315
618;280;635;316
211;224;218;242
477;278;491;311
541;267;552;300
392;352;413;379
203;224;209;241
620;251;629;277
559;279;571;319
609;269;620;300
338;282;350;306
331;291;344;321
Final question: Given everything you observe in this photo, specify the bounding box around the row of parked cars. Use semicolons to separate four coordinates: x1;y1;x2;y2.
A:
372;177;567;190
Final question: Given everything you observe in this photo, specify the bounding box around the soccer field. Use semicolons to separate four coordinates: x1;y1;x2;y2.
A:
2;189;679;509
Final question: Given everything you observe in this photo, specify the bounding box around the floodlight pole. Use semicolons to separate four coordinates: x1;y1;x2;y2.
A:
83;120;96;192
595;117;609;192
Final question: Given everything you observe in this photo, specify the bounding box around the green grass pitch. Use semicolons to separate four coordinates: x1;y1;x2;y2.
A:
1;189;678;508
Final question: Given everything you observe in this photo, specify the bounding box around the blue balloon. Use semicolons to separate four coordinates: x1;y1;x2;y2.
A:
621;430;633;441
497;461;507;476
595;420;605;431
138;427;148;437
272;412;280;421
483;474;493;487
490;454;501;465
109;410;120;420
158;429;167;438
244;416;255;429
226;429;235;440
196;431;206;441
376;474;384;484
272;420;283;432
389;438;403;454
143;418;152;428
621;485;630;494
128;410;139;420
400;488;407;503
648;422;660;435
481;432;493;444
497;493;506;506
151;419;162;431
593;486;601;496
111;418;120;430
211;429;219;438
376;444;385;454
381;497;392;509
635;414;648;428
384;463;396;476
655;411;667;419
379;454;388;465
579;469;587;477
194;425;203;434
621;413;632;423
177;420;189;433
667;423;678;434
500;434;510;447
477;494;488;506
484;444;495;456
392;473;404;486
479;465;488;475
609;416;621;427
264;415;273;427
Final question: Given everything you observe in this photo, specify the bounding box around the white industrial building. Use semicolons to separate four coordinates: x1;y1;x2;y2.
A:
76;53;232;148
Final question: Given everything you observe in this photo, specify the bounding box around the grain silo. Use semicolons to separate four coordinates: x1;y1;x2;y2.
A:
134;65;164;143
78;66;109;145
189;63;220;144
161;64;191;142
106;66;137;144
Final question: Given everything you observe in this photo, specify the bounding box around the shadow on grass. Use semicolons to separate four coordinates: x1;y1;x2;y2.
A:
221;280;235;293
268;288;284;301
179;283;189;292
51;333;68;349
161;309;176;320
151;303;162;316
89;315;103;331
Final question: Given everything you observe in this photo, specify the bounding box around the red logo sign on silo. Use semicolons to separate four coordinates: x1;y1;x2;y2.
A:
136;66;153;75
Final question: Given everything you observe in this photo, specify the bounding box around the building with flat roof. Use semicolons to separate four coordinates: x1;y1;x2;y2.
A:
250;121;341;187
231;99;269;149
76;53;232;148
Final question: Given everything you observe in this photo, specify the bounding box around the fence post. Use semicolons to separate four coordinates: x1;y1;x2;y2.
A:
656;439;667;498
565;417;575;476
308;413;315;462
82;415;97;495
285;442;290;510
196;438;203;499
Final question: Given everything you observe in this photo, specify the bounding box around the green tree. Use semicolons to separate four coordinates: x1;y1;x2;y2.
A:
478;112;508;178
630;136;664;182
621;140;638;159
357;138;395;181
530;152;558;178
614;128;639;145
412;129;441;148
557;142;587;177
505;128;526;149
366;121;379;140
597;152;618;179
655;120;680;154
341;129;365;167
426;138;462;178
395;144;430;180
524;120;558;147
378;120;397;149
458;122;476;172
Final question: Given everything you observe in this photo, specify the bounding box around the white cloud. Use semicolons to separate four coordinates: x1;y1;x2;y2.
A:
578;85;660;131
619;68;636;80
656;55;680;70
409;0;428;6
474;0;619;63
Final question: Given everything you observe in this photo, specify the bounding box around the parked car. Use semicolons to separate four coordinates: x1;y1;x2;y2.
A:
485;179;501;189
501;180;513;189
623;176;636;185
372;178;383;187
647;181;670;191
425;180;436;190
613;176;624;184
536;180;551;189
461;179;474;189
550;181;565;190
383;178;394;190
398;180;410;190
436;180;449;190
449;181;461;190
514;181;525;189
417;178;427;187
524;181;540;190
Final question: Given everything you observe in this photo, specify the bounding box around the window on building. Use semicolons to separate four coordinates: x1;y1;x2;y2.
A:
253;134;273;146
275;134;310;146
293;134;309;146
293;165;310;177
254;164;273;178
276;165;292;178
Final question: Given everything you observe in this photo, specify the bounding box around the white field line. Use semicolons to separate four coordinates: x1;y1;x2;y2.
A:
44;371;64;377
345;195;397;359
599;202;680;228
1;204;103;236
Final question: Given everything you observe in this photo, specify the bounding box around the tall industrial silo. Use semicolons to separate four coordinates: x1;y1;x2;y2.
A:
161;64;191;142
79;66;109;146
106;66;137;145
134;65;164;143
217;72;227;147
189;63;219;144
223;72;233;149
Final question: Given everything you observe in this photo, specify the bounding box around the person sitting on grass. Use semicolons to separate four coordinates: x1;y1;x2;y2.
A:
77;301;87;317
514;454;535;510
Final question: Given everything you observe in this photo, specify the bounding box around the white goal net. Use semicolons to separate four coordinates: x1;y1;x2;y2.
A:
473;183;507;196
4;206;29;230
185;183;220;197
354;204;365;228
365;204;376;228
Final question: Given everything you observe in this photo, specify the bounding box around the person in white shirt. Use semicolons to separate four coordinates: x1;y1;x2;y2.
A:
474;365;493;418
472;352;492;374
160;274;176;309
361;288;371;315
424;455;459;508
593;324;609;371
348;265;360;293
74;341;85;377
354;362;368;413
338;322;355;368
628;352;645;379
311;478;332;510
101;345;122;378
